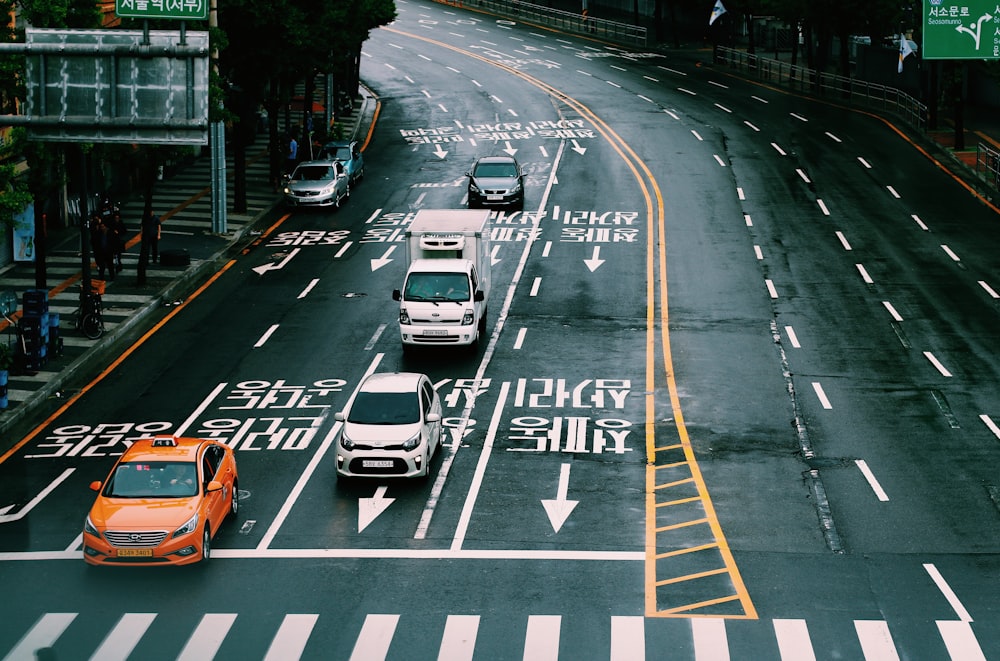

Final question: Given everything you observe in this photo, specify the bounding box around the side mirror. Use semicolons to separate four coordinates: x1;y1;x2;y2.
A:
474;290;485;302
392;289;402;301
334;411;346;422
206;480;224;493
89;481;102;492
425;412;441;423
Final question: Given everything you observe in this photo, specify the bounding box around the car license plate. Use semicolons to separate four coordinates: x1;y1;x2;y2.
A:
487;194;504;201
423;329;448;336
116;549;153;558
363;460;393;468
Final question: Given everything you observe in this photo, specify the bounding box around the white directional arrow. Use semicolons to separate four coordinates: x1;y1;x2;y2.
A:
541;463;578;533
503;141;518;156
491;245;502;266
584;246;605;272
358;485;395;533
433;145;449;159
0;468;75;524
571;139;587;156
252;248;301;275
370;245;397;272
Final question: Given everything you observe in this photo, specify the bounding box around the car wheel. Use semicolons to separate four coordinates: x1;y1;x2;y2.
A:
200;526;211;562
229;480;239;518
345;184;351;200
332;194;340;210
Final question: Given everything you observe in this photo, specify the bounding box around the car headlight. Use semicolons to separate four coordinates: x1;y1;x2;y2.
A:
84;515;100;538
340;433;355;450
462;310;475;325
399;308;411;325
401;434;422;451
469;182;481;194
283;186;291;194
173;512;199;538
511;181;523;193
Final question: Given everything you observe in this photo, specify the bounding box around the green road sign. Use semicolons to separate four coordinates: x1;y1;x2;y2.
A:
922;0;1000;59
115;0;207;21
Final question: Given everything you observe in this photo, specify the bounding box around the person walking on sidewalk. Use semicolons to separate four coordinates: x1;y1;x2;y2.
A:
285;134;298;175
109;207;126;274
90;212;114;280
141;211;161;264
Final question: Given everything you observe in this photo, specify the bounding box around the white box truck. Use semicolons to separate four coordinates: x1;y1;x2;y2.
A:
392;209;492;352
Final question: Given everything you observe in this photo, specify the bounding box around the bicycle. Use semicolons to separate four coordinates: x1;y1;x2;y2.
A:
74;284;105;340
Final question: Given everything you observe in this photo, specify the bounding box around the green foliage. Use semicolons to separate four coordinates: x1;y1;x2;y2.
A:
0;161;32;230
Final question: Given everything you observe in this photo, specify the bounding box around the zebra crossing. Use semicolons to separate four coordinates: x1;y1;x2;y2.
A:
1;611;990;661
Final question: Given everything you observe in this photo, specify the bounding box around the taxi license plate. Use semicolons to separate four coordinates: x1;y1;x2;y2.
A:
486;194;504;201
423;329;448;336
116;549;153;558
363;460;393;468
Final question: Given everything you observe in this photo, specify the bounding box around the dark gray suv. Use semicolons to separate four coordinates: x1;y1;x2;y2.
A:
466;155;524;210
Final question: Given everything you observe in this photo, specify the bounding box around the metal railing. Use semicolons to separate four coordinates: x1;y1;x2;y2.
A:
452;0;647;47
976;142;1000;191
714;47;927;132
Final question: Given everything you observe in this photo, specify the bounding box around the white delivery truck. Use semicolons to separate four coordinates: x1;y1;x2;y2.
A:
392;209;492;352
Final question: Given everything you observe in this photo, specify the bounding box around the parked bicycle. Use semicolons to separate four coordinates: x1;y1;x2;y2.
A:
75;282;105;340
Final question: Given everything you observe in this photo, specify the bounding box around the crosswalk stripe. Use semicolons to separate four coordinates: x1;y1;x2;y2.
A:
773;619;816;661
610;615;644;661
88;613;156;661
349;614;399;661
438;614;479;661
2;613;77;661
522;615;560;661
176;613;238;661
936;620;987;661
692;618;728;661
854;620;900;661
262;614;318;661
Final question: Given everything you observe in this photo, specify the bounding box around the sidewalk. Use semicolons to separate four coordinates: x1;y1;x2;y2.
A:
0;85;377;443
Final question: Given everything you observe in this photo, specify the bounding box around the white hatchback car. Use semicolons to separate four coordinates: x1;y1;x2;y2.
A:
334;372;443;479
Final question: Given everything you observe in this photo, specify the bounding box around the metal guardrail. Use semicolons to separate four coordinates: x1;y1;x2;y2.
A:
713;47;927;131
976;142;1000;190
454;0;647;48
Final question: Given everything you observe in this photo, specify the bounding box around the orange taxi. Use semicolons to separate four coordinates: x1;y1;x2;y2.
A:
83;436;239;566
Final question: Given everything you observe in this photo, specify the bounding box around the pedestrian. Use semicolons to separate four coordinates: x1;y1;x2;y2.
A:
90;214;113;280
141;211;161;265
109;208;126;273
286;134;298;175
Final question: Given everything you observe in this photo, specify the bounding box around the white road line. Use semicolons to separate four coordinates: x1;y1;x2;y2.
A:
523;615;561;661
89;613;156;661
765;279;778;298
263;614;318;661
856;264;874;283
174;381;228;437
364;324;387;351
858;156;872;168
790;112;808;122
692;618;729;660
254;324;280;347
714;102;732;113
771;142;787;156
737;187;745;200
835;231;852;250
297;278;319;299
854;620;900;661
530;276;541;296
936;621;987;661
825;131;842;143
335;241;353;258
923;351;953;377
978;280;999;298
439;615;480;661
855;460;889;501
349;614;398;661
911;213;929;230
2;613;77;661
744;213;753;226
887;185;901;198
691;129;704;141
882;301;903;322
811;382;832;409
513;327;527;349
714;154;727;166
744;120;760;131
754;245;763;260
452;381;509;550
980;414;1000;439
796;168;811;183
940;244;961;261
817;199;830;215
610;616;645;661
784;325;800;348
924;563;974;622
177;614;239;661
773;619;816;661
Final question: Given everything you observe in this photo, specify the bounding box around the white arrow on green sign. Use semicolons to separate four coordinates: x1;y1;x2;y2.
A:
922;0;1000;60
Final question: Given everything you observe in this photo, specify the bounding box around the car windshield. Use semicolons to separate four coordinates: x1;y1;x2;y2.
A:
293;165;334;181
348;391;421;425
474;162;517;178
104;461;198;498
403;273;470;302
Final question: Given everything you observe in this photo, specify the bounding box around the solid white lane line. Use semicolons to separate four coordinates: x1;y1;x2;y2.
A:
855;460;889;501
264;613;319;661
854;620;900;661
174;381;228;437
773;619;817;661
177;614;239;661
523;615;561;661
882;301;903;322
349;614;398;661
254;324;280;347
812;382;832;409
692;618;729;661
784;326;800;348
89;613;157;661
924;563;974;622
924;351;953;377
439;615;480;661
610;616;645;661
